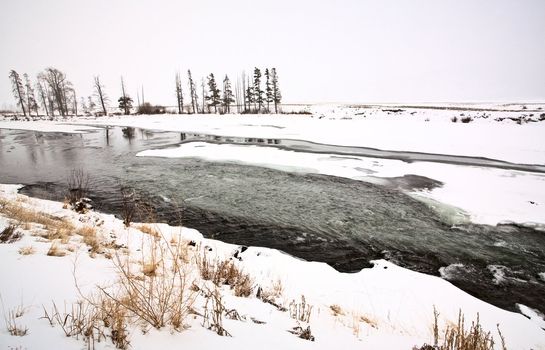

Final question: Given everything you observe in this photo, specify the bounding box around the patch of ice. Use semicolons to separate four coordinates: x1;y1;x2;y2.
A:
438;263;466;280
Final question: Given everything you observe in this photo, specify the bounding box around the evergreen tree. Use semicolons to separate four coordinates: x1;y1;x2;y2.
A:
175;72;184;114
118;95;133;113
87;96;96;114
271;68;282;114
222;75;235;114
253;67;263;112
119;76;130;115
8;70;27;116
265;68;273;113
206;73;221;113
24;73;38;116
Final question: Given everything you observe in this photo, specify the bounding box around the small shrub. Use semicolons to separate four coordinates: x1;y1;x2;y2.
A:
460;116;473;123
451;116;458;123
66;168;90;206
120;187;136;227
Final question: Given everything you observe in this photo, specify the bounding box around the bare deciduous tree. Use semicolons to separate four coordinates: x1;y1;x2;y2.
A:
24;73;39;116
187;70;198;114
38;67;73;117
93;76;109;116
8;70;27;116
35;79;50;116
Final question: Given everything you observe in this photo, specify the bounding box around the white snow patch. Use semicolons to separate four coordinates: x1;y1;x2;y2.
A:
517;304;545;330
0;120;100;133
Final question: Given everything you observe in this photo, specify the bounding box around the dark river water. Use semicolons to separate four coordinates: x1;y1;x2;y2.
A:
0;126;544;319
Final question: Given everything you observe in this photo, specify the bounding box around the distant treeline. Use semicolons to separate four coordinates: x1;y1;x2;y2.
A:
7;67;282;117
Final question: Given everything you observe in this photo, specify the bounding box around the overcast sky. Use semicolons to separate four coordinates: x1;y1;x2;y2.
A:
1;0;544;107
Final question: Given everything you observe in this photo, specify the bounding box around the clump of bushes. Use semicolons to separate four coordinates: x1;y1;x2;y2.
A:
460;116;473;123
137;103;165;115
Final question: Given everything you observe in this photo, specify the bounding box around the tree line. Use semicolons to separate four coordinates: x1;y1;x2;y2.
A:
7;67;282;117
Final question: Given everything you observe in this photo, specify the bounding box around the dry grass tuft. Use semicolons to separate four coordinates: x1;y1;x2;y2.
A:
413;308;507;350
289;295;313;323
0;197;75;241
196;253;254;297
330;304;344;316
202;287;231;337
3;303;28;337
138;224;160;238
77;226;101;254
47;242;66;257
18;245;36;255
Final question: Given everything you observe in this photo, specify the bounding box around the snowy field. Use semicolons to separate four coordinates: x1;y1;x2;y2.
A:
1;104;545;349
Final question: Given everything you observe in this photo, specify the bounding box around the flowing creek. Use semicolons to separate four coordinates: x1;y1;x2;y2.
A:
1;126;544;317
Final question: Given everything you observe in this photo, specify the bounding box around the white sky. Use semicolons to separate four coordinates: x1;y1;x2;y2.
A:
1;0;544;107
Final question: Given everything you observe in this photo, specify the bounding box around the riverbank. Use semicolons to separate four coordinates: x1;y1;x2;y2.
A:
1;184;544;349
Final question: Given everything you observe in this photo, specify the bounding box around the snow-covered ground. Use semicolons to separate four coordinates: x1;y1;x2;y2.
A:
1;184;545;350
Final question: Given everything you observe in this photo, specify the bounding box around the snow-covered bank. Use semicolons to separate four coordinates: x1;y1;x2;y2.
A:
0;120;100;133
1;184;544;350
3;104;544;165
61;105;545;165
137;142;545;226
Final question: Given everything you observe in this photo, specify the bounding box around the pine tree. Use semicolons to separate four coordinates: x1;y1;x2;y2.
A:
253;67;263;113
80;97;88;115
175;72;184;114
245;76;254;113
119;76;131;115
265;68;273;113
8;70;27;116
271;68;282;114
222;75;235;114
24;73;38;116
87;96;96;114
206;73;221;113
